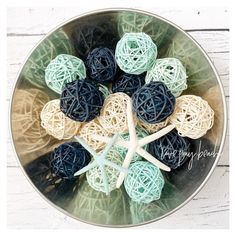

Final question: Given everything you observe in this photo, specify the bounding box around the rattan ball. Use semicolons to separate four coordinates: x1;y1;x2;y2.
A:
170;95;214;139
51;142;91;179
60;79;104;122
77;119;110;151
115;126;149;162
86;148;124;193
98;92;137;133
45;54;86;93
40;99;80;140
145;58;187;97
11;89;52;154
86;47;117;83
112;72;145;97
115;32;157;74
132;81;176;124
149;129;190;169
22;29;73;89
138;117;169;134
124;161;164;203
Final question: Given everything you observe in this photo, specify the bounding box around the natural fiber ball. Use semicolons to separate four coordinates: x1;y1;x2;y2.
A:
115;32;157;74
60;80;104;122
115;126;149;162
112;72;145;97
98;92;137;133
45;54;86;93
11;89;51;154
124;161;164;203
170;95;214;139
51;142;91;179
77;118;110;151
149;129;190;169
132;81;176;124
86;148;124;193
86;47;117;83
22;29;73;89
40;99;80;140
145;58;187;97
138;117;169;134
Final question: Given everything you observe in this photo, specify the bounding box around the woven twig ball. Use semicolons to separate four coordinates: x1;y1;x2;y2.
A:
117;12;169;46
170;95;214;139
11;89;51;154
40;99;80;140
115;32;157;75
60;80;104;122
145;58;187;97
51;142;91;179
138;117;169;134
22;29;73;89
77;119;110;151
124;161;164;203
86;148;124;193
112;72;145;97
45;54;86;93
98;92;137;133
132;81;176;124
149;129;190;169
86;47;117;83
115;126;149;162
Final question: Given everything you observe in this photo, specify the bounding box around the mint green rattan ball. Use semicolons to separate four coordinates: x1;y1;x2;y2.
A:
115;33;157;75
145;58;187;97
115;126;149;162
45;54;86;93
124;161;164;203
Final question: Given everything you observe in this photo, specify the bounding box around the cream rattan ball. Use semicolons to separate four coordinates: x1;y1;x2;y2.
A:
40;99;80;140
138;118;169;134
98;92;137;133
170;95;214;139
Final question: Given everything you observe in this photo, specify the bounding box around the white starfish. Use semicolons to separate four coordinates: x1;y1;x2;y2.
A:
93;98;172;188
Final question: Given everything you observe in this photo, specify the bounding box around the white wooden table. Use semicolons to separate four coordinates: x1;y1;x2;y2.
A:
7;7;229;229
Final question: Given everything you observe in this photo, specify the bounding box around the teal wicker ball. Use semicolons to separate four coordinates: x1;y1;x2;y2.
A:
115;126;149;162
86;148;124;193
115;32;157;75
145;58;187;97
124;161;164;203
45;54;86;93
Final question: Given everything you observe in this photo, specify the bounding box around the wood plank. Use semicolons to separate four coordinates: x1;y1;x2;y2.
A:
7;166;229;229
7;7;229;35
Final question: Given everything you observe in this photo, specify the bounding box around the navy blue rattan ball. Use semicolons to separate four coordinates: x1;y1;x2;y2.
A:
51;142;91;179
60;79;104;122
132;81;176;124
86;47;117;83
112;72;146;97
149;129;190;169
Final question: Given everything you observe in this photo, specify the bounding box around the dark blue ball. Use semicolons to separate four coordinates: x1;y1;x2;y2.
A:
51;142;91;179
112;73;145;97
149;130;190;169
86;47;117;83
60;79;104;122
132;81;176;124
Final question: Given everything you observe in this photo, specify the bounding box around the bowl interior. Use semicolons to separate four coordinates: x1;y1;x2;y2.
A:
10;9;226;226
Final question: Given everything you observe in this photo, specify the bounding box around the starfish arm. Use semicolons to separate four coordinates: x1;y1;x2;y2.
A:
74;161;98;176
102;134;119;156
116;146;136;188
136;147;171;172
99;164;109;195
138;124;175;147
127;98;137;142
75;136;98;157
93;134;129;148
104;159;128;174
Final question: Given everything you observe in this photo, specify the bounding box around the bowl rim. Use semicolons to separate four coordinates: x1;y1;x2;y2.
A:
9;7;228;228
